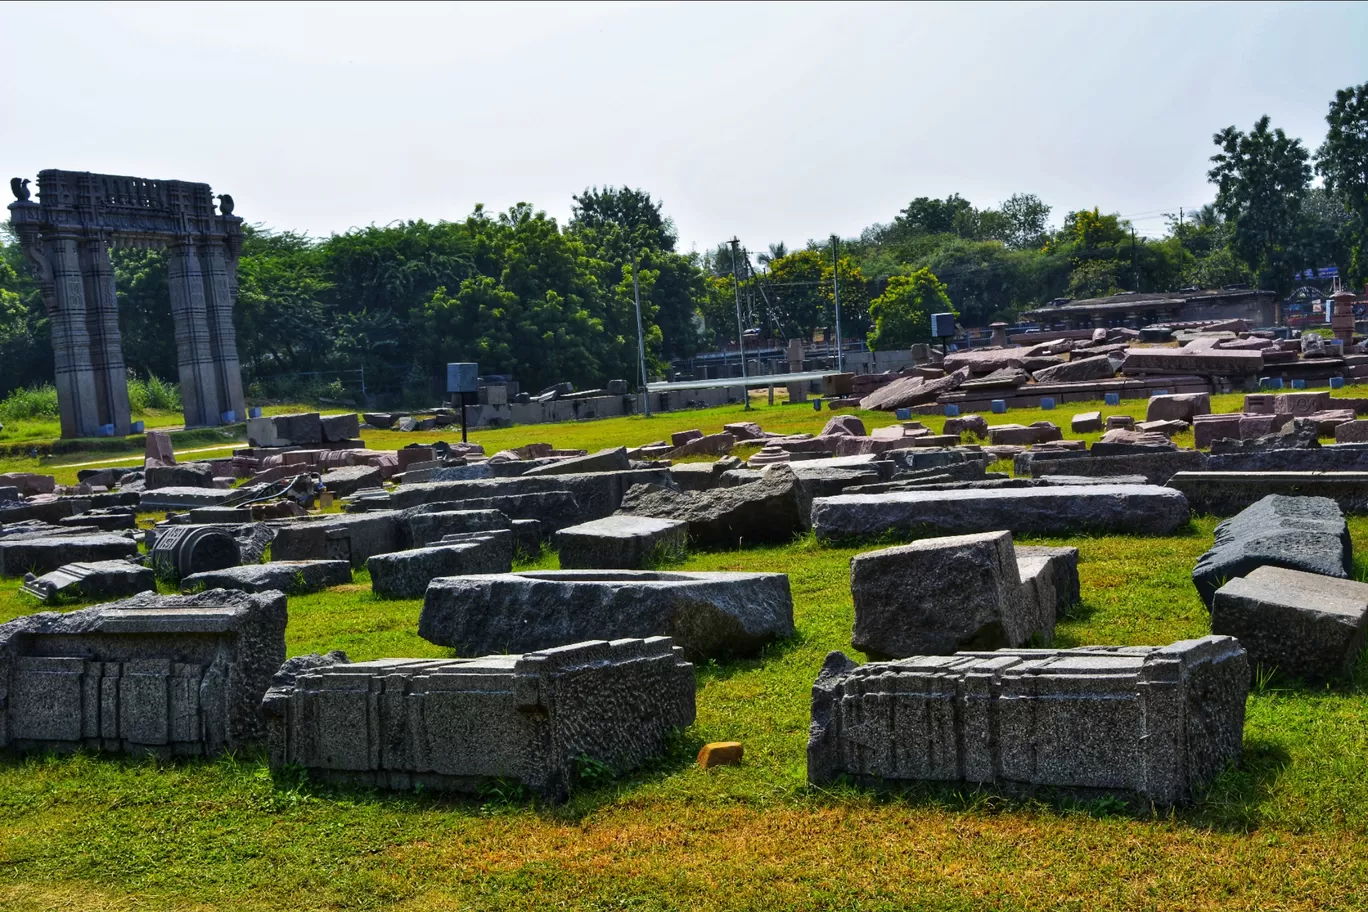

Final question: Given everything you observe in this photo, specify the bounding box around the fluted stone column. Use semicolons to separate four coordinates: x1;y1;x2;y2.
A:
167;241;222;427
79;236;132;435
45;237;101;437
199;241;246;422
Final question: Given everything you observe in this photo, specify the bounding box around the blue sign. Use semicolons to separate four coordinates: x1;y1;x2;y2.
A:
1295;266;1339;280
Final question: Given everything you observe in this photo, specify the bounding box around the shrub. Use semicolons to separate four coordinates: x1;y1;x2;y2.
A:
0;383;60;421
126;374;182;413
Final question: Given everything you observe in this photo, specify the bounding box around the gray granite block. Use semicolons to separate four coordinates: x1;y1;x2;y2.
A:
182;560;352;595
555;515;688;569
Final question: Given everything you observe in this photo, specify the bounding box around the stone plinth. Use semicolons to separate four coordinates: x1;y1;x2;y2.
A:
0;588;286;756
262;638;695;799
808;636;1248;805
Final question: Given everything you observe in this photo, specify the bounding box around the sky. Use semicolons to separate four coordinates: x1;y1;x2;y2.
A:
3;1;1365;253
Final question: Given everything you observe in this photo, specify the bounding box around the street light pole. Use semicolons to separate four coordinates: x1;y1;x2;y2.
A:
632;252;651;417
831;234;843;372
729;237;750;410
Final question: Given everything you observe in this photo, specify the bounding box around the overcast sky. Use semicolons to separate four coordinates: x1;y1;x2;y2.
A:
3;1;1365;252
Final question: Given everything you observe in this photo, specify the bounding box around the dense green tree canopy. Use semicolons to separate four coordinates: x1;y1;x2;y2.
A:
867;269;953;350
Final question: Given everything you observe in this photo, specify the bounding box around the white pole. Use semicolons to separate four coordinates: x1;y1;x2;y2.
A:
831;234;843;372
632;253;651;417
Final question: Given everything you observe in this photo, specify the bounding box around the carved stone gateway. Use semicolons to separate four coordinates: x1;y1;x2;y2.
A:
8;170;247;437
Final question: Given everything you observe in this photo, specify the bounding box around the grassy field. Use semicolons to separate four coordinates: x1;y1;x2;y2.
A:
3;387;1368;908
1;516;1367;909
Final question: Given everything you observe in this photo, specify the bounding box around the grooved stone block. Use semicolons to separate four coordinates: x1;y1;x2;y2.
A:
808;636;1248;806
1192;495;1350;608
262;637;695;799
0;588;286;756
1211;565;1368;683
850;532;1035;659
420;570;794;662
22;560;155;602
0;533;139;577
272;512;402;567
402;508;513;548
811;485;1190;541
555;516;688;569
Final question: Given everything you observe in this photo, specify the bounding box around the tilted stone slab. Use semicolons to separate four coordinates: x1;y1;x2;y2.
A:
1212;565;1368;683
262;637;695;799
137;487;236;511
1192;495;1351;608
181;560;352;595
522;446;631;477
1167;471;1368;515
811;485;1190;541
850;532;1040;659
807;636;1248;806
21;560;155;602
1015;544;1080;629
0;588;286;756
618;464;807;548
420;569;794;662
0;533;139;577
555;516;689;570
368;532;514;599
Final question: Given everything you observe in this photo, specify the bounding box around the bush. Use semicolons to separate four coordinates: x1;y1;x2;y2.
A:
0;383;60;421
126;374;183;413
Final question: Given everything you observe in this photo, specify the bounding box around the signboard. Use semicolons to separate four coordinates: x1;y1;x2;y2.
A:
1295;266;1339;280
931;313;956;338
446;362;479;394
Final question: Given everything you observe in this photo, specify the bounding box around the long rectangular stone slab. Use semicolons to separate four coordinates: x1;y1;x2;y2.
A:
1121;348;1263;376
262;637;695;799
1020;450;1207;485
1167;471;1368;515
0;533;139;577
810;485;1190;541
807;636;1247;806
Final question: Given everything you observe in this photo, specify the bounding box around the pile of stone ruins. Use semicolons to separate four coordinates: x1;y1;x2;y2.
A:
7;380;1368;805
850;317;1368;416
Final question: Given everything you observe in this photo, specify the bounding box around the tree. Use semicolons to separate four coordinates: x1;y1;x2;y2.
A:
1316;82;1368;282
867;268;952;350
569;186;676;254
998;193;1052;249
757;241;788;266
1208;115;1312;292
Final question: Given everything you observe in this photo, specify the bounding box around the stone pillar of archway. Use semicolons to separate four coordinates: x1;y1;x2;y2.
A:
199;240;246;422
79;234;132;435
45;235;103;437
167;240;224;427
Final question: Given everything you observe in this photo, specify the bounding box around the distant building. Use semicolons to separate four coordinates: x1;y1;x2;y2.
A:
1022;287;1279;329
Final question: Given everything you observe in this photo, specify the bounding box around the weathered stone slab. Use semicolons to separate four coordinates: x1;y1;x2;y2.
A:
1168;470;1368;516
1207;444;1368;472
1147;393;1211;423
811;485;1190;541
368;532;514;599
0;588;286;756
1019;450;1205;486
144;462;217;491
618;464;807;548
1015;544;1080;624
1031;354;1116;384
1274;391;1331;416
1192;495;1351;608
138;487;236;511
860;368;970;411
181;560;351;595
0;473;56;496
320;412;360;443
1212;565;1368;682
1071;411;1103;433
555;516;689;570
262;637;694;799
21;559;155;602
0;533;139;577
320;465;382;497
272;512;402;567
1121;348;1263;376
419;570;794;661
401;507;512;548
1334;420;1368;443
807;636;1248;805
523;447;631;476
851;532;1036;659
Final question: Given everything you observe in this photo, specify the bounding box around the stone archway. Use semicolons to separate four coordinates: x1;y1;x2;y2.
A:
8;170;246;438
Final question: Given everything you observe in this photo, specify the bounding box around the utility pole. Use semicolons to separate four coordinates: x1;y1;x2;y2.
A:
631;252;650;417
831;234;843;371
729;237;750;410
1131;226;1139;289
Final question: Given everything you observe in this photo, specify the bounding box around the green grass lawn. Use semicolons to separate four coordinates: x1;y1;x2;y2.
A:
1;516;1367;910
